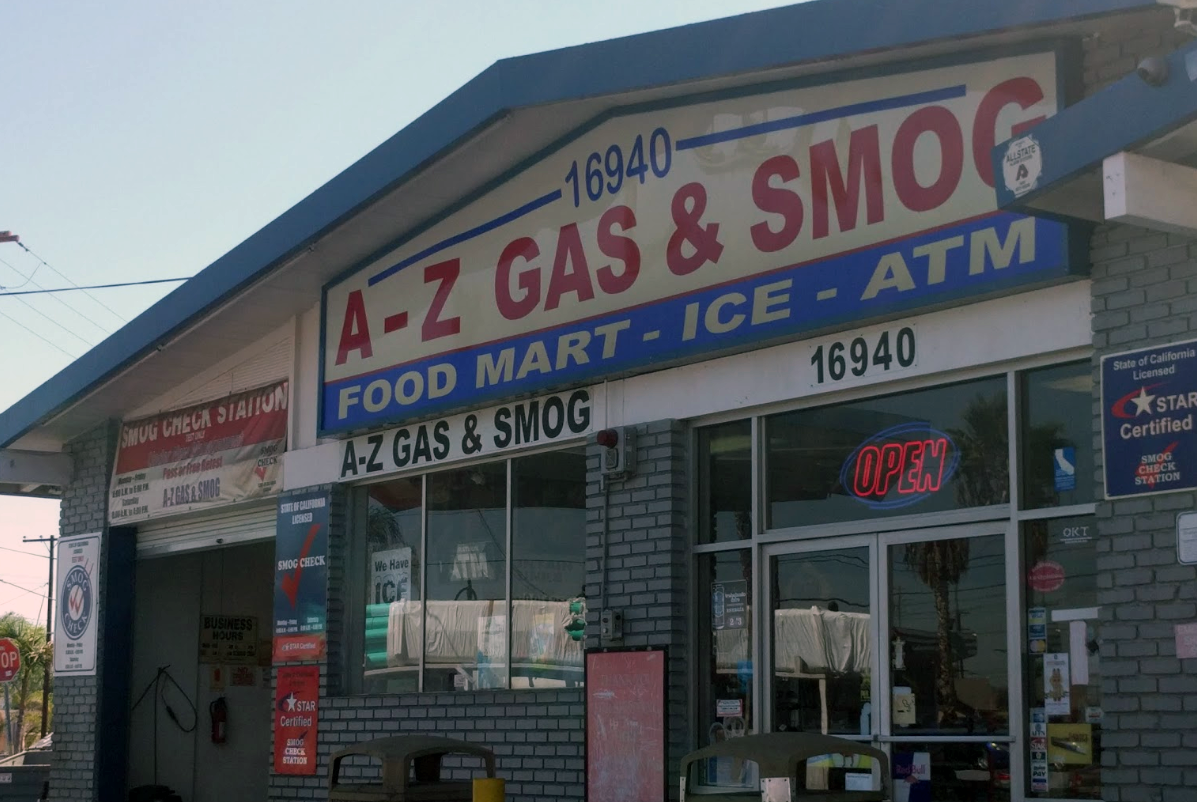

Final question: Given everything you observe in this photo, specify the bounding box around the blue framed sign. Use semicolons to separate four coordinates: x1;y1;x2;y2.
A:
321;50;1079;435
1101;338;1197;499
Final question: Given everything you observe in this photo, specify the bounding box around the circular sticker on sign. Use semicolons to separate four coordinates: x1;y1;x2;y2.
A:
1028;560;1065;593
1002;134;1042;198
61;565;93;640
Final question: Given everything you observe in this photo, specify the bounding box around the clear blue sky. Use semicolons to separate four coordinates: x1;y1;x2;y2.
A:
0;0;802;621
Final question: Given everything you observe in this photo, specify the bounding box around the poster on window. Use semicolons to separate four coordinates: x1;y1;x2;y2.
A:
1043;653;1071;715
1030;708;1049;793
273;491;330;662
273;665;319;775
712;580;748;631
370;547;411;604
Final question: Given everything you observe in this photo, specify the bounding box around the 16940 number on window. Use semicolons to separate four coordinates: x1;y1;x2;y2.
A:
809;326;916;386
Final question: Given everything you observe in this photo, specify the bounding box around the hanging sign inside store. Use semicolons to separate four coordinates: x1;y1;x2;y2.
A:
199;615;259;665
839;423;960;509
1101;338;1197;499
712;580;748;631
273;491;330;662
53;533;100;677
337;388;592;482
274;665;320;775
320;52;1070;434
108;381;287;524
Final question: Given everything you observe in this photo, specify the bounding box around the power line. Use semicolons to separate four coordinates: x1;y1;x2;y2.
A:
2;290;93;347
0;577;44;598
0;255;112;338
0;306;76;359
0;277;190;296
0;545;44;558
18;242;129;324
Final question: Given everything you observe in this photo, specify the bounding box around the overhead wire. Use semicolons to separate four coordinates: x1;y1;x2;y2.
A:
17;242;129;324
0;545;45;558
0;577;46;598
0;306;77;359
0;277;190;296
0;286;93;347
0;255;111;338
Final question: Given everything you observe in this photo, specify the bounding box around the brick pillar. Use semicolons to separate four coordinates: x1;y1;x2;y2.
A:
50;421;133;802
585;419;690;799
1090;223;1197;802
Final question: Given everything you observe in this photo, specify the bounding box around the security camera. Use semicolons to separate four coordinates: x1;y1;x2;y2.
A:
1137;56;1171;86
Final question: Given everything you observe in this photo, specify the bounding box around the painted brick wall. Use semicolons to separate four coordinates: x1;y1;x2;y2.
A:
50;422;118;802
1084;13;1197;802
584;419;690;800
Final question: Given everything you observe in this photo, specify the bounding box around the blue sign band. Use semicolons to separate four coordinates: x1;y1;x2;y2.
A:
324;212;1070;433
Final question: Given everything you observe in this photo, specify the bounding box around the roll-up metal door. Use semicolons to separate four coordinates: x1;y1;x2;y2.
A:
136;501;276;558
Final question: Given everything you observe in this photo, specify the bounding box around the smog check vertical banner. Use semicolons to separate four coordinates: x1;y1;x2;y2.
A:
1102;338;1197;499
274;664;320;776
273;491;330;662
53;533;100;676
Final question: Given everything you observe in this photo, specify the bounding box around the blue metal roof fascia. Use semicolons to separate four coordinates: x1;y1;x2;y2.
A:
993;38;1197;214
0;0;1161;448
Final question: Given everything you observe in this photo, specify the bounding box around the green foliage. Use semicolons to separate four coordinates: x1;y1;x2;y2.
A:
0;612;53;753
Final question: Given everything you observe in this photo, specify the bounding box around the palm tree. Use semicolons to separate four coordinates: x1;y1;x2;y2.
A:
0;613;52;753
900;392;1009;726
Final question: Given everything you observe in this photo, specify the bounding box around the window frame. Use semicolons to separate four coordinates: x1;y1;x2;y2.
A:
347;441;589;695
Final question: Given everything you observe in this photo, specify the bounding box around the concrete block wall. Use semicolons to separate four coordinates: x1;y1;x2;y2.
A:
1085;13;1197;802
49;422;118;802
584;419;690;800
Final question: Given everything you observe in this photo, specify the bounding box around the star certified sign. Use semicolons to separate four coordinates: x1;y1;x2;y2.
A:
1101;339;1197;498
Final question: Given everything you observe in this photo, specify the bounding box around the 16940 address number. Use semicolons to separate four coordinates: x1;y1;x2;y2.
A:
810;326;916;386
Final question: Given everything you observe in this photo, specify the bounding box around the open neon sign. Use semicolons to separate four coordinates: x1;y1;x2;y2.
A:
839;422;961;509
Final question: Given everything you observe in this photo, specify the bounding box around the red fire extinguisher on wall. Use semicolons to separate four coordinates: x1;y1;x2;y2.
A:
210;697;228;744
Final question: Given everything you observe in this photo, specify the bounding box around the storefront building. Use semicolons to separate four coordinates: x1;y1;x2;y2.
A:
1;2;1196;801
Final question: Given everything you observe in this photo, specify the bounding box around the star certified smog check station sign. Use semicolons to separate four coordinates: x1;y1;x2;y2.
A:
1102;339;1197;499
320;52;1075;434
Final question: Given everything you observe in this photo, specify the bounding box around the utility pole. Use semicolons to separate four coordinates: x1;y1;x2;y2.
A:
23;536;54;738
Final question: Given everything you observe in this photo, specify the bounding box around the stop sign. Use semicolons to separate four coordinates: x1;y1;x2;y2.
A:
0;638;20;684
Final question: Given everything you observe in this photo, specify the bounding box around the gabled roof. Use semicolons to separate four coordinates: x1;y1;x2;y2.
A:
0;0;1160;450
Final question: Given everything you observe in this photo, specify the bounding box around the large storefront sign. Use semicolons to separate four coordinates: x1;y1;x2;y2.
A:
321;51;1070;434
1101;339;1197;498
53;533;100;677
108;381;287;524
337;387;592;482
273;491;330;662
273;665;320;775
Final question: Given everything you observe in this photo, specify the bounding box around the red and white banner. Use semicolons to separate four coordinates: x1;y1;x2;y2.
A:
108;381;288;524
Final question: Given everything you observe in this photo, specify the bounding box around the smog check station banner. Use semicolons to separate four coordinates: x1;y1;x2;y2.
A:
273;491;330;662
321;51;1077;434
108;381;287;524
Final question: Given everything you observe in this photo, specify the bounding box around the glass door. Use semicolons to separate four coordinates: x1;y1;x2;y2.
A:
765;523;1015;802
766;535;879;739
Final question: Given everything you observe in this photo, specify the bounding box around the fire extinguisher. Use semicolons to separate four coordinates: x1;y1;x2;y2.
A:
210;696;228;744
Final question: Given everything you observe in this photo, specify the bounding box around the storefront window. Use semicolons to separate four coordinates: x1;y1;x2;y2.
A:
888;534;1008;735
1021;362;1095;509
1022;516;1100;800
424;463;508;691
511;448;586;688
697;550;755;790
356;449;587;694
767;377;1009;529
698;420;753;543
362;477;422;694
887;742;1011;802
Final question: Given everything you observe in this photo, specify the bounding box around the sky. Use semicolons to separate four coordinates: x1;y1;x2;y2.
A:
0;0;804;622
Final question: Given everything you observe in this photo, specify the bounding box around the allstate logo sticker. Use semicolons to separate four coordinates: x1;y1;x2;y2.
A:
61;565;92;640
1002;134;1042;198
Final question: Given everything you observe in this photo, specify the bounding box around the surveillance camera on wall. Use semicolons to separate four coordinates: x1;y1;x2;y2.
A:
1137;56;1171;86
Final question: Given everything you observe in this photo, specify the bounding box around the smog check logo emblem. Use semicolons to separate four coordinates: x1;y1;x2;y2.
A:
61;565;92;640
